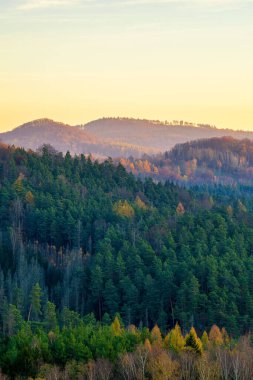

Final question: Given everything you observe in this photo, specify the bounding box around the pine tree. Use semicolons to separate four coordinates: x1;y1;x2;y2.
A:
44;301;57;331
28;283;42;321
90;265;103;320
3;304;22;336
103;280;119;317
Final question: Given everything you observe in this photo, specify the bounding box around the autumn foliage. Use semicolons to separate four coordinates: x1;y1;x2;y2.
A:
1;316;253;380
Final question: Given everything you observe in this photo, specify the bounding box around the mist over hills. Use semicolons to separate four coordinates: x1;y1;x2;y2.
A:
1;117;253;159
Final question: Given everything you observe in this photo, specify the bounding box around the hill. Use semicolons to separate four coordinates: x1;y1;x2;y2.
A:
2;117;253;158
0;118;98;154
0;118;157;158
0;118;158;158
1;144;253;377
0;144;253;338
118;137;253;186
81;117;253;152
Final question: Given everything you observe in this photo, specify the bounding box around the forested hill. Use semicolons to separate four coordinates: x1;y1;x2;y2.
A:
1;144;253;341
81;117;253;151
119;137;253;186
2;117;253;159
0;119;157;158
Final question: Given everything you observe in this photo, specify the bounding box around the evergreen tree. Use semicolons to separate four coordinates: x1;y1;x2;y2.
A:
28;283;42;321
44;301;57;331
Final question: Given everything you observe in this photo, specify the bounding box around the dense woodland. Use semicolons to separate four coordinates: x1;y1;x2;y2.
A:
1;312;253;380
119;137;253;186
1;143;253;378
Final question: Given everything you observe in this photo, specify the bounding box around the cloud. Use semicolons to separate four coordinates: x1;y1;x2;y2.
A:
16;0;251;11
17;0;80;10
114;0;249;5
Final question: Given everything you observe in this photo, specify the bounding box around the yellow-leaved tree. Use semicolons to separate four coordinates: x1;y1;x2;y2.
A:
185;327;203;355
113;200;135;218
151;325;163;347
111;316;122;336
25;191;35;205
209;325;223;346
14;173;25;193
164;323;185;353
135;196;147;210
201;331;209;350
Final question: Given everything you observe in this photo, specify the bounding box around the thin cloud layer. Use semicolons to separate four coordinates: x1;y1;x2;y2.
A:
17;0;80;10
17;0;250;10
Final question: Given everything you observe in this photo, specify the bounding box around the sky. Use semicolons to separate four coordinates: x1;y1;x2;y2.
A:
0;0;253;132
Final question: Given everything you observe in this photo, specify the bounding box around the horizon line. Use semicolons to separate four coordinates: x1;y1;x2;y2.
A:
1;116;253;134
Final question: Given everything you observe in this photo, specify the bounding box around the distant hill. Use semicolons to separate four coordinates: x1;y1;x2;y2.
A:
0;118;156;158
0;119;98;155
80;117;253;152
1;117;253;158
118;137;253;186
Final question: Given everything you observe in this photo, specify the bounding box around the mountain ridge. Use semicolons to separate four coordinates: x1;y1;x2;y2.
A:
1;117;253;158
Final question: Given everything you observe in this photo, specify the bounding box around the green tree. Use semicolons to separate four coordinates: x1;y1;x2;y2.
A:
27;283;42;321
44;301;57;331
103;280;119;317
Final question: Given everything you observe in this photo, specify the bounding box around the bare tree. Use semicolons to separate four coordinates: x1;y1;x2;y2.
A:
118;345;149;380
85;361;96;380
39;364;62;380
0;372;7;380
147;347;179;380
230;335;253;380
118;352;139;380
179;352;198;380
135;345;149;380
216;347;231;380
95;359;113;380
196;352;220;380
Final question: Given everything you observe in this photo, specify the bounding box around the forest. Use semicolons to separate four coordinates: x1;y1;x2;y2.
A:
1;311;253;379
119;137;253;186
1;143;253;378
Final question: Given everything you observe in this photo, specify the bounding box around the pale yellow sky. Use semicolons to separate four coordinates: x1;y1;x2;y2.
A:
1;0;253;132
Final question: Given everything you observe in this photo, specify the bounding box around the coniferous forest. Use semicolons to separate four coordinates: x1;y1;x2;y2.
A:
1;144;253;378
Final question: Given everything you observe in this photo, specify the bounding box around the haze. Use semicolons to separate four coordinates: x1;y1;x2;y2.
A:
1;0;253;132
